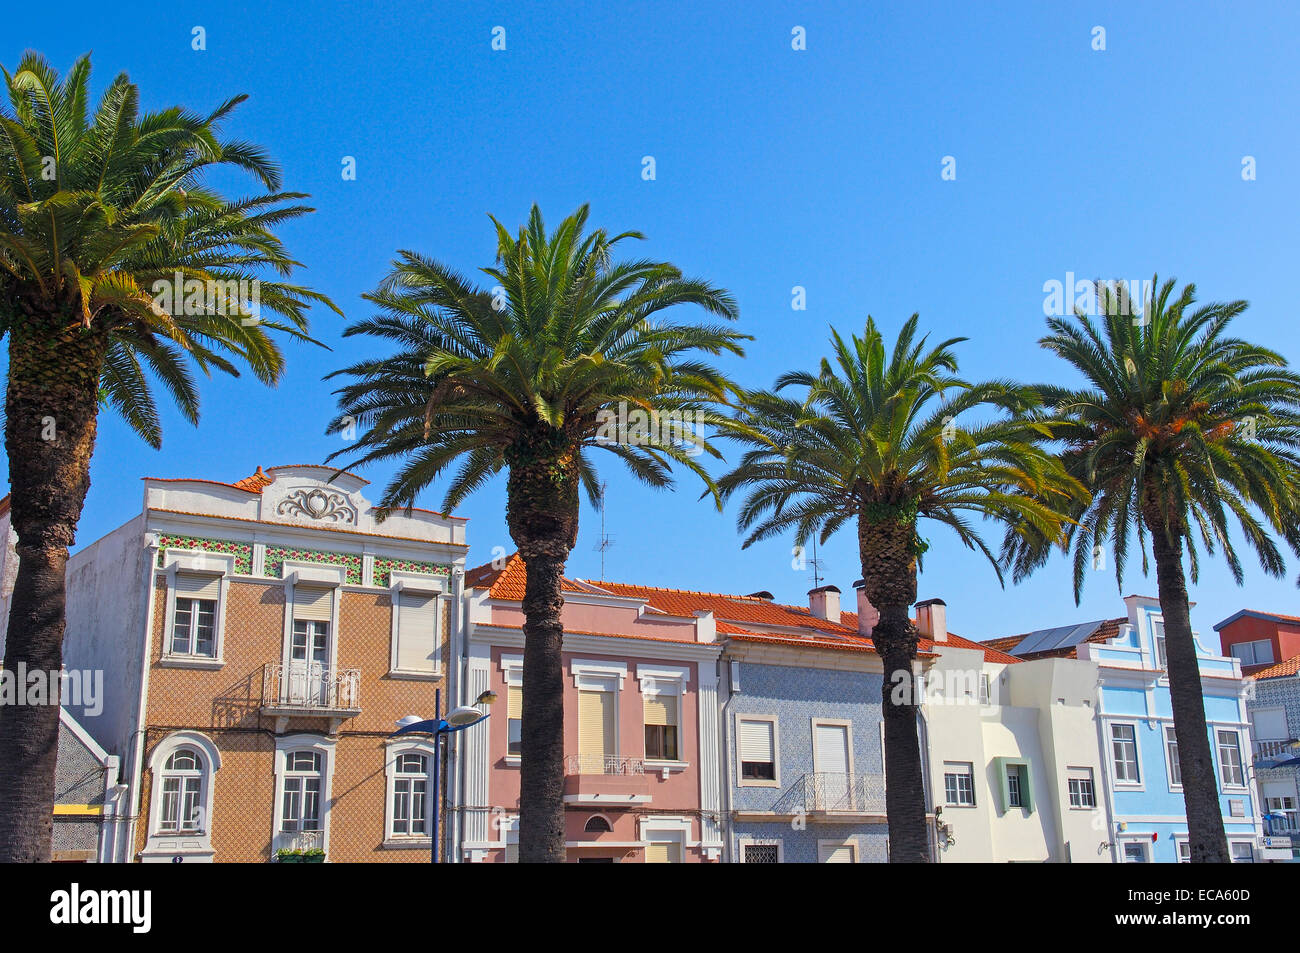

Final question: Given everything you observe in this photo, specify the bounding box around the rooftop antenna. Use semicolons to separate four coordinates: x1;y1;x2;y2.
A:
593;481;614;580
808;535;826;589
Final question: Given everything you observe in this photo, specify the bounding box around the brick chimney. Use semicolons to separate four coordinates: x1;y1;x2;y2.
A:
808;585;841;624
852;580;879;636
916;598;948;642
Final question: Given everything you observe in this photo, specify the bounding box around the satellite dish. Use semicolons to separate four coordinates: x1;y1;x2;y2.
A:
446;705;484;727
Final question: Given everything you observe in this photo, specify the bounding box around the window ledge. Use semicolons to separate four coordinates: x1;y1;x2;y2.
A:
382;838;433;850
387;670;443;681
504;756;521;767
738;779;781;788
158;657;224;670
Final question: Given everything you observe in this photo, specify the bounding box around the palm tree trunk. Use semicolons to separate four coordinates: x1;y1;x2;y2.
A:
1148;522;1231;862
859;514;931;862
0;310;107;862
505;439;579;863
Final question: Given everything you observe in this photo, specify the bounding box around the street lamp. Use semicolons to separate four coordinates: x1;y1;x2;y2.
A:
391;688;494;862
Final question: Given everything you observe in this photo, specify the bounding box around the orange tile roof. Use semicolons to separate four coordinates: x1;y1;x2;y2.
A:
1252;653;1300;681
465;553;1016;663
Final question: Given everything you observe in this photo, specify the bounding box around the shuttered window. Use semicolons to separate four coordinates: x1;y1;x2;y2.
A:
507;686;523;757
170;574;219;658
739;718;776;780
175;573;220;600
644;839;679;863
394;591;439;673
293;585;333;622
577;690;615;772
644;695;679;761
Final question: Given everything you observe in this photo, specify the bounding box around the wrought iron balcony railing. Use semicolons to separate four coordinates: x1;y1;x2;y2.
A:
772;772;887;815
564;754;645;776
261;662;361;713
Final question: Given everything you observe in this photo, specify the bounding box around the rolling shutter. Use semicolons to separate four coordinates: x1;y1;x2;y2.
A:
739;719;774;764
293;585;333;622
396;591;438;672
507;685;523;719
644;841;673;864
578;690;615;769
1254;708;1288;740
643;695;675;727
175;573;220;601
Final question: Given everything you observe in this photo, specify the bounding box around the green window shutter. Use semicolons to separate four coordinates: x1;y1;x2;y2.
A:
992;757;1034;815
993;757;1010;814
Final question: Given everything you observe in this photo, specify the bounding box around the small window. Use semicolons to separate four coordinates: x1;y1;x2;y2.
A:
170;596;217;658
738;719;776;781
1230;639;1275;667
1177;841;1191;863
1007;765;1023;807
1165;727;1182;787
978;673;991;705
1231;842;1255;863
743;844;779;864
644;694;679;761
1111;724;1140;783
1217;730;1244;787
1123;842;1149;863
1067;768;1096;809
584;815;612;833
944;762;975;806
1153;621;1167;669
507;685;523;758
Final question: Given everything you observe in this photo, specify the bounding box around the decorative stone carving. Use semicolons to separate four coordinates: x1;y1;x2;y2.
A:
275;487;358;524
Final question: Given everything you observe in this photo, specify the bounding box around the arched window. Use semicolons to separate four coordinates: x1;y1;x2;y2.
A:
392;753;429;837
584;815;612;833
159;748;205;832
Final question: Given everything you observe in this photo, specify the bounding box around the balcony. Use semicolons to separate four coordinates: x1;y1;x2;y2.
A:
562;755;651;807
261;662;361;733
1254;739;1300;767
772;773;887;819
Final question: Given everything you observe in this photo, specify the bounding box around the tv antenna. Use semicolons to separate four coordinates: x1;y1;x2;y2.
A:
808;535;827;589
593;481;614;579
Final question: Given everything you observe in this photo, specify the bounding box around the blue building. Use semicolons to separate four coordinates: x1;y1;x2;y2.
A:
991;595;1262;862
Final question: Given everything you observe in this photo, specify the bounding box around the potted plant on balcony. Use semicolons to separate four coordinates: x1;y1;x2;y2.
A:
302;848;326;863
275;848;304;863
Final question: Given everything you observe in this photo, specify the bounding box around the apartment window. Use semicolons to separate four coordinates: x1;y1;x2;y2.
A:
159;749;205;832
291;619;329;666
743;844;780;864
280;751;324;833
1177;841;1191;863
1153;621;1167;669
1007;766;1023;807
1230;639;1275;667
1111;724;1140;784
584;815;612;833
390;753;429;838
1165;726;1182;787
643;694;679;761
392;590;439;675
1217;730;1245;787
738;718;777;782
1123;842;1149;863
1231;842;1255;863
170;597;217;658
507;685;523;758
978;673;991;705
1267;796;1299;831
1067;769;1096;809
644;836;683;863
944;762;975;806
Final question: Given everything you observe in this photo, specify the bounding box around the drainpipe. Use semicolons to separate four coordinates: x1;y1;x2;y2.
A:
125;531;161;862
445;566;465;863
719;657;739;863
1091;674;1121;863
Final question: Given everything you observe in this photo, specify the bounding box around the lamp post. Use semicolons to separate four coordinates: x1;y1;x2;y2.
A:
392;688;495;862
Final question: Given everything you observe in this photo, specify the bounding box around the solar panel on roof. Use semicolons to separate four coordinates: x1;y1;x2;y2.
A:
1011;620;1105;655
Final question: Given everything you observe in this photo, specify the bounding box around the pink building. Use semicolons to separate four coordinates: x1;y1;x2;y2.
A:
453;554;723;862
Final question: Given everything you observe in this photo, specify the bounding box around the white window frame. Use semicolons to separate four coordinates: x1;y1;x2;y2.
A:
271;734;336;857
639;816;692;863
388;572;447;679
1230;639;1275;667
384;738;437;846
943;761;976;807
1109;722;1142;788
1151;618;1167;670
159;552;234;668
638;664;690;769
281;564;345;677
978;672;991;705
1229;840;1256;863
499;653;524;765
1162;724;1183;791
1120;839;1151;863
736;713;780;788
817;837;859;863
1066;767;1097;810
141;730;221;862
811;717;856;783
737;836;783;864
1216;728;1247;790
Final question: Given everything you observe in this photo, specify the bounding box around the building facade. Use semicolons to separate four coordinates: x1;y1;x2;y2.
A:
1214;609;1300;676
457;554;724;862
60;464;468;862
989;595;1262;862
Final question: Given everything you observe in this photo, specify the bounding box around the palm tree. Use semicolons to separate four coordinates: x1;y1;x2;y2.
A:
1003;277;1300;862
0;53;336;862
717;316;1083;862
326;204;745;861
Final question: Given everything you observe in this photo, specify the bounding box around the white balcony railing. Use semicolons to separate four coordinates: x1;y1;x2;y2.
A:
1255;739;1293;760
564;754;645;776
262;662;361;712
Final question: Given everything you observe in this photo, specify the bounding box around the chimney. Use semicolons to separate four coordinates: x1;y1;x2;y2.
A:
808;585;841;624
852;580;879;637
916;598;948;642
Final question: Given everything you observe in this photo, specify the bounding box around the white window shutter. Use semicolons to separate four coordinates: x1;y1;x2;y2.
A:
396;592;439;673
294;585;333;622
739;719;774;763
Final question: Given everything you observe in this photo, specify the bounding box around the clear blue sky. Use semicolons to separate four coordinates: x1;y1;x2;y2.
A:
7;1;1300;643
